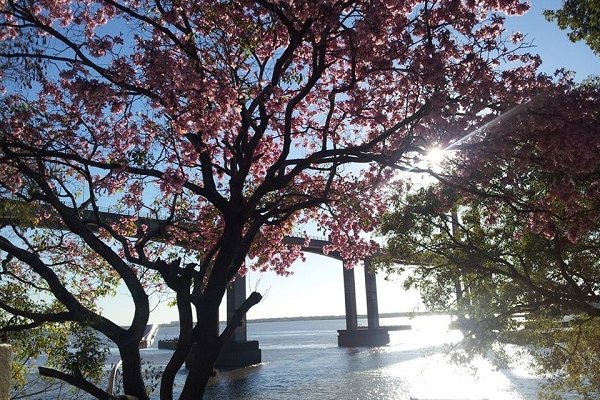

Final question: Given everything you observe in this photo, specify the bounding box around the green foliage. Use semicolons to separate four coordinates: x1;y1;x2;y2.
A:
2;314;109;393
0;219;118;396
52;324;109;380
545;0;600;54
380;160;600;398
375;82;600;396
0;198;37;226
526;317;600;400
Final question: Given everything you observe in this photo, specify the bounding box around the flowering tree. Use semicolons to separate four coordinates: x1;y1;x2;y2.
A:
0;1;543;399
380;83;600;398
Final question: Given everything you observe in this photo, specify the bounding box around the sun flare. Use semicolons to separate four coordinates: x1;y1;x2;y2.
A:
425;147;447;166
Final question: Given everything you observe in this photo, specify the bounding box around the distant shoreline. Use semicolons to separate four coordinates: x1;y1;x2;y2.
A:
159;311;444;327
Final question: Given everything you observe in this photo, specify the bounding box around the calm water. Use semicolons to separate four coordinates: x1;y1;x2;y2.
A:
27;316;557;399
142;316;547;399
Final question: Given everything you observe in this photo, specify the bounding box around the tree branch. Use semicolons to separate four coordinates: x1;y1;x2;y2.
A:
218;291;262;347
38;367;114;400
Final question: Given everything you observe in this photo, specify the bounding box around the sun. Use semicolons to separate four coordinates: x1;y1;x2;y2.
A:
425;146;447;166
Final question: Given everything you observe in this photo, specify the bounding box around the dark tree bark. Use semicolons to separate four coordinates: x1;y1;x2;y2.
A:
118;340;149;400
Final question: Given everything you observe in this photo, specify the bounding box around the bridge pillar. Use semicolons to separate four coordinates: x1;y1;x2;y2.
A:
216;274;261;368
338;259;390;347
364;257;380;329
227;274;248;342
342;263;358;331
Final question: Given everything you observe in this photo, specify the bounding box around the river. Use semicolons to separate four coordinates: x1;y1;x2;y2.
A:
148;316;547;399
25;315;562;399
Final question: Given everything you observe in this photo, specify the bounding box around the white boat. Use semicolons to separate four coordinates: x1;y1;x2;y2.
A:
139;324;160;349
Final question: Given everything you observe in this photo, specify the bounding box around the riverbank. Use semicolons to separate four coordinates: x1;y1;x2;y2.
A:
159;311;444;327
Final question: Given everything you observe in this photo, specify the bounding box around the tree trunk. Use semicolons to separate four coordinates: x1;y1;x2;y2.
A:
160;280;194;400
178;304;222;400
176;292;263;399
177;222;246;399
179;342;220;400
119;341;149;400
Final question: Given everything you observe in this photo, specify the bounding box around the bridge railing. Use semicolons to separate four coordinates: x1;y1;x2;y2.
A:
81;204;172;221
0;196;337;249
0;194;174;221
289;229;329;242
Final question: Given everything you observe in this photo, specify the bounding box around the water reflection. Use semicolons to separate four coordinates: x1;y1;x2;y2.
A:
200;316;546;400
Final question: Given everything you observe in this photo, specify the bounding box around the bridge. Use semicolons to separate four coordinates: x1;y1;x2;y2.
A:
0;200;409;368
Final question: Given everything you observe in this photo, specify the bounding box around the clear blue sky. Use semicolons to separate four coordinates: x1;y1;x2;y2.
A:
99;1;600;326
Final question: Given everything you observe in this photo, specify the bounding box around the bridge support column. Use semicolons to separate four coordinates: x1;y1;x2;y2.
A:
227;274;248;342
364;257;380;329
216;274;261;368
338;259;389;347
342;263;358;331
